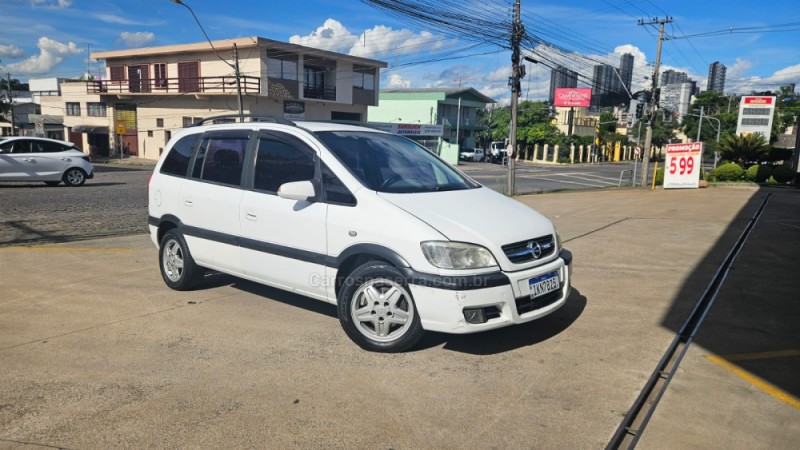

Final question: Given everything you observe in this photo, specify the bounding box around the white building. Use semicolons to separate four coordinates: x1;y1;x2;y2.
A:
660;82;694;122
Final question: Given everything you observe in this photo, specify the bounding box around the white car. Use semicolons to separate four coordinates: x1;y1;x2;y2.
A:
0;137;94;186
459;148;485;162
148;116;572;352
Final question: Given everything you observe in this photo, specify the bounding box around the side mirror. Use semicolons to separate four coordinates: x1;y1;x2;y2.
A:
277;180;316;201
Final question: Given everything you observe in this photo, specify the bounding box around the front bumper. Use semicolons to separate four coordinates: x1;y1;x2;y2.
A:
407;250;572;334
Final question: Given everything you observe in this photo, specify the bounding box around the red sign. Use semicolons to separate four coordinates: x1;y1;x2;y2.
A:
664;142;702;153
744;96;774;105
554;88;592;107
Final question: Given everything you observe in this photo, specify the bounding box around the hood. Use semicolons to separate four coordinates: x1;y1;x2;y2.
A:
379;187;556;265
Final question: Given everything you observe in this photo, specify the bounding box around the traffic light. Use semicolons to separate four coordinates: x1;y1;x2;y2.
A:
636;102;644;118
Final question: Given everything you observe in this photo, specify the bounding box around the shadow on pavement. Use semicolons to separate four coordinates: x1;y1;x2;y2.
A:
660;186;800;398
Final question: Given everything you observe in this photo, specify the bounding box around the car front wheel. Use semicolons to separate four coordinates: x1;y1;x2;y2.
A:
338;262;424;352
159;229;204;291
63;168;87;187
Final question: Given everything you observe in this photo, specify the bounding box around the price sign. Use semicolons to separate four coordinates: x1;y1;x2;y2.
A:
664;142;702;189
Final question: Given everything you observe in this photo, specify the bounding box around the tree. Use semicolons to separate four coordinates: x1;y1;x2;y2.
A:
1;78;30;116
717;133;769;165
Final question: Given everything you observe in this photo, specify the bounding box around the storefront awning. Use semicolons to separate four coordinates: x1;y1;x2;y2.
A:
72;125;110;134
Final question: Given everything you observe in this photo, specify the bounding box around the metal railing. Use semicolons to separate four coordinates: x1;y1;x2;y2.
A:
303;86;336;101
86;76;261;95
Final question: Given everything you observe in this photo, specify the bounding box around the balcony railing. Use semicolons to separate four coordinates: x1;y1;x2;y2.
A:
86;76;261;95
303;86;336;101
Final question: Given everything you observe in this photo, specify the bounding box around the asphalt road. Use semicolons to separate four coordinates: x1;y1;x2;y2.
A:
0;164;151;246
0;160;654;247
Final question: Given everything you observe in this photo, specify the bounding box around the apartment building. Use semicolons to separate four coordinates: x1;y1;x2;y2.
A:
40;36;387;160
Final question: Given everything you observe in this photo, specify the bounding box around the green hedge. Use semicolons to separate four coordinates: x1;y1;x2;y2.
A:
654;167;664;185
710;163;744;182
772;165;796;183
745;165;773;183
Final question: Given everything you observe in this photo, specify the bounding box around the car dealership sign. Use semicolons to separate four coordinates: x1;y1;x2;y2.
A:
554;88;592;107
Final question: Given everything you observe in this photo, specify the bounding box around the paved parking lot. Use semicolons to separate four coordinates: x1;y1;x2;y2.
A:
2;184;797;448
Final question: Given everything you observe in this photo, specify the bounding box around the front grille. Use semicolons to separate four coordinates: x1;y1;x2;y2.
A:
515;290;562;315
502;235;555;264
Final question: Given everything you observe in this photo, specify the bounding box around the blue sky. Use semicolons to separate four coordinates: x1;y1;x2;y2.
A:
1;0;799;104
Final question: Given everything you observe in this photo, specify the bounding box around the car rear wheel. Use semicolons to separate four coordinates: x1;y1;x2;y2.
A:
338;262;424;352
159;229;204;291
63;168;87;187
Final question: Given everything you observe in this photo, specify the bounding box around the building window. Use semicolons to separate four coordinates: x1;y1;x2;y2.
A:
267;57;298;80
165;130;172;143
110;66;125;81
66;102;81;116
182;117;202;128
154;63;167;88
353;70;375;90
147;130;154;137
87;102;106;117
156;118;164;128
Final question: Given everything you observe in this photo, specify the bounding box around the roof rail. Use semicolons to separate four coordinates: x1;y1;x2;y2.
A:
191;114;296;127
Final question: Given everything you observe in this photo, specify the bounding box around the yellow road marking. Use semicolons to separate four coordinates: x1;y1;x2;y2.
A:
3;246;135;253
705;352;800;409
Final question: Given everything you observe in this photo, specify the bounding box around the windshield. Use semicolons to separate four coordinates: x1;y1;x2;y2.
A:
315;131;479;193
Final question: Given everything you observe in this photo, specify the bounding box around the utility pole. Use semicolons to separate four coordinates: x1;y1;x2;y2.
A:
507;0;524;196
638;16;672;187
7;73;15;136
233;43;244;122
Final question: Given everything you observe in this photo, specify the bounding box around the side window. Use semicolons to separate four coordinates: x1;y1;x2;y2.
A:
42;141;69;153
191;134;248;186
0;141;13;153
321;162;356;206
253;133;315;193
161;134;199;177
10;141;31;154
30;141;48;153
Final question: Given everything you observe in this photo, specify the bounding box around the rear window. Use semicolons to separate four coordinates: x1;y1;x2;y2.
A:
161;134;200;177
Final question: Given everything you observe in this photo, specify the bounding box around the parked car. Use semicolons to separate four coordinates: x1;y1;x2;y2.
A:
148;116;572;352
0;137;94;186
459;148;485;162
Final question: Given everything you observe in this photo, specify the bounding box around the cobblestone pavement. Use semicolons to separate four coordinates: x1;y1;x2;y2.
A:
0;164;152;246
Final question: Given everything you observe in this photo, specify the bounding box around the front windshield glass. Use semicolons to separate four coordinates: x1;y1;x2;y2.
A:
315;131;479;193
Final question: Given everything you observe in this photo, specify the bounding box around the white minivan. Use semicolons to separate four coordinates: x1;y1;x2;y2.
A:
148;117;572;352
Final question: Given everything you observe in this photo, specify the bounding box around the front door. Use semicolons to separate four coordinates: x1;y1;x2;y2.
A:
178;61;200;93
239;130;328;300
127;65;150;93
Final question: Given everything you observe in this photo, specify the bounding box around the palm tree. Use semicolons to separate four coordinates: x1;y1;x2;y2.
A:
717;133;769;165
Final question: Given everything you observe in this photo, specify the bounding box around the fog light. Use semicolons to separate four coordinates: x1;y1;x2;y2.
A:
463;308;487;324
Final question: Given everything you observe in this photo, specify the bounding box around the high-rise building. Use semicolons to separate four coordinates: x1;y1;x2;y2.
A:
660;69;689;86
548;65;579;104
619;53;634;95
592;64;619;106
707;61;726;93
660;82;694;122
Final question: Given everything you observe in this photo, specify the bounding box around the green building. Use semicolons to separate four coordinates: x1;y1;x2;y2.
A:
368;88;495;164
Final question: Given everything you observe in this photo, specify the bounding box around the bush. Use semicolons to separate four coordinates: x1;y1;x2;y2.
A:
709;163;744;182
771;165;796;183
745;164;773;183
654;167;664;185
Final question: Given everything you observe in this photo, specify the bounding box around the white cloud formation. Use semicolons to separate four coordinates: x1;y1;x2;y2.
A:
93;14;161;26
725;60;800;94
31;0;72;7
5;37;82;75
289;19;358;54
350;26;444;58
0;44;25;57
387;74;411;88
119;32;156;48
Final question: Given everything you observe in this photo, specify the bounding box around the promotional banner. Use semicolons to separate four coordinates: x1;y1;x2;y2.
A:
664;142;703;189
553;88;592;108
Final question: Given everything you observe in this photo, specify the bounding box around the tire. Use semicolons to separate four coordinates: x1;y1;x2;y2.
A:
338;262;424;352
63;168;87;187
44;181;61;186
159;229;205;291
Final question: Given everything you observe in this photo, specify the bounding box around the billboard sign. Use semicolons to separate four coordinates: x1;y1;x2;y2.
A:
283;100;305;120
370;122;444;137
554;88;592;107
735;96;776;142
664;142;703;189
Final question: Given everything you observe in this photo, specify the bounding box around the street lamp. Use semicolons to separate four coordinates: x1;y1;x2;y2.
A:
170;0;244;121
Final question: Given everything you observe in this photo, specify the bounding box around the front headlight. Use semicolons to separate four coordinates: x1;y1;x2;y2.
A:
555;230;562;252
420;241;498;270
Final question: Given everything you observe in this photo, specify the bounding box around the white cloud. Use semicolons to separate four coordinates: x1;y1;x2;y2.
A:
387;74;411;88
119;32;156;48
93;14;161;26
5;37;82;75
31;0;72;8
289;19;358;54
350;26;445;58
725;60;800;94
0;44;25;57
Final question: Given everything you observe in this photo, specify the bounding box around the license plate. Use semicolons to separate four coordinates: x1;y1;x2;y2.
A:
529;271;560;299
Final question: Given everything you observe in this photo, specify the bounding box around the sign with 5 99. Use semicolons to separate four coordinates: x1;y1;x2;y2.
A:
664;142;703;189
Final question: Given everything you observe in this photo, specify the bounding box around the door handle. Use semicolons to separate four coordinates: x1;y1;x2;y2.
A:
245;212;257;221
23;158;35;162
183;200;193;207
60;157;71;161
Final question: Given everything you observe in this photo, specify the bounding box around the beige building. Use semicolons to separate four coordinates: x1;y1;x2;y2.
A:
42;36;387;160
